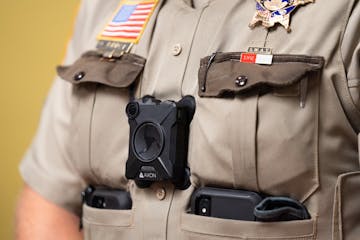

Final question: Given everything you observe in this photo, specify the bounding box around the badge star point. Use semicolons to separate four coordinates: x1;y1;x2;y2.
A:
249;0;315;31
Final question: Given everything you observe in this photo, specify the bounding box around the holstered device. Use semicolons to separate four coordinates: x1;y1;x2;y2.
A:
191;187;311;222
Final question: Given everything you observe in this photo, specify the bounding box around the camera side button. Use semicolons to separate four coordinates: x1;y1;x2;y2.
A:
156;187;166;201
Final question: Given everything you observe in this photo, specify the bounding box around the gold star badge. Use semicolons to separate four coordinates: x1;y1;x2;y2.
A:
249;0;314;32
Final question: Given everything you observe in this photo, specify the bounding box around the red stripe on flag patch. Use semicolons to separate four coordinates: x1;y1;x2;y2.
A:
99;1;157;42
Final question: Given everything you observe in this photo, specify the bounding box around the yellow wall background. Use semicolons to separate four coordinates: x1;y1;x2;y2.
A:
0;1;80;238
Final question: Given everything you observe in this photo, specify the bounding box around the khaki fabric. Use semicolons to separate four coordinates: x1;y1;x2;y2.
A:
336;1;360;134
333;171;360;240
20;0;360;239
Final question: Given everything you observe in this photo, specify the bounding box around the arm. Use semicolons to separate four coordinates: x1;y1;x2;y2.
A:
16;184;83;240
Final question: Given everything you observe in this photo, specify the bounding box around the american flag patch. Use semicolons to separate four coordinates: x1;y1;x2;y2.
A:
98;0;158;43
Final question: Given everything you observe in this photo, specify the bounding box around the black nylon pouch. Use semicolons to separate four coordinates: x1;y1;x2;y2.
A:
254;196;310;222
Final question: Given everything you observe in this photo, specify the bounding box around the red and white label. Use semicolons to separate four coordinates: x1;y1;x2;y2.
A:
240;53;273;65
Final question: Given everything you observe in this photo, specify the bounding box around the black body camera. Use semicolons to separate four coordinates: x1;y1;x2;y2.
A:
125;95;196;189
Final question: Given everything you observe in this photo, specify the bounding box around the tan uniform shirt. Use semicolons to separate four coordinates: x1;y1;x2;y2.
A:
21;0;360;239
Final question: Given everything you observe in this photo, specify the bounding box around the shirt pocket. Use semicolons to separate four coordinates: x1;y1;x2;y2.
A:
181;212;317;240
189;52;324;203
82;204;136;239
332;171;360;240
81;182;139;239
57;51;146;187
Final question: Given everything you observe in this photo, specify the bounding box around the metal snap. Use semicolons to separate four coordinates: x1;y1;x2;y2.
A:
156;187;166;201
74;71;85;81
235;75;248;87
172;44;182;56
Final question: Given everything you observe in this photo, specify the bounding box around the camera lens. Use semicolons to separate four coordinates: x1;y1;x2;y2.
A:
92;196;106;209
133;123;164;162
198;198;211;216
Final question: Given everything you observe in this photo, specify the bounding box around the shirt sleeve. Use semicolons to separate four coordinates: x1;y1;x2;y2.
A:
19;0;95;216
341;1;360;105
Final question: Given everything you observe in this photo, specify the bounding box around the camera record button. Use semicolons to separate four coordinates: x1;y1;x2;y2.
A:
156;187;166;200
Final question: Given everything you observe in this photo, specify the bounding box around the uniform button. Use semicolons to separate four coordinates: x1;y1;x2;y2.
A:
74;71;85;81
235;75;248;87
172;44;182;56
156;187;166;200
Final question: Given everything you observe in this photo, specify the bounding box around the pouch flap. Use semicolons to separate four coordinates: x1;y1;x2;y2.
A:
199;53;324;97
57;51;146;87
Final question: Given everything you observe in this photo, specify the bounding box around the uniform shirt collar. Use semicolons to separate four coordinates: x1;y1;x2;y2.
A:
183;0;192;6
183;0;211;7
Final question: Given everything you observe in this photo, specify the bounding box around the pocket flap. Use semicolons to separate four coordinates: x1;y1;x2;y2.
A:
57;51;146;87
199;53;324;97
